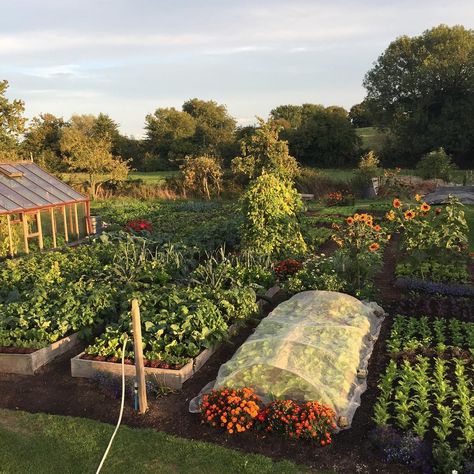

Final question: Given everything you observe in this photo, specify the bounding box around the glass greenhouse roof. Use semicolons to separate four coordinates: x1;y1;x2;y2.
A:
0;162;87;215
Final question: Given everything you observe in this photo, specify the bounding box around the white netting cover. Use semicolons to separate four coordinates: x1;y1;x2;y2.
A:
190;291;385;428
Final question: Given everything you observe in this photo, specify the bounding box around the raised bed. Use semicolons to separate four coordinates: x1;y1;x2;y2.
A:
71;343;218;390
72;286;282;390
0;333;80;375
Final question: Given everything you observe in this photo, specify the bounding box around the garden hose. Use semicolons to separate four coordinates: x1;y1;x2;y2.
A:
95;334;129;474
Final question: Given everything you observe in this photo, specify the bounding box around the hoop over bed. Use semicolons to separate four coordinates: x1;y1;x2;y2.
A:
191;291;385;428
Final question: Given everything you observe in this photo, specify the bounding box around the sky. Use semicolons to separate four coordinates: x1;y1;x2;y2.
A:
1;0;474;137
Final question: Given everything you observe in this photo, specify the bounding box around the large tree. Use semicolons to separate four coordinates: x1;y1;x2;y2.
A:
144;107;196;168
60;115;129;198
22;113;67;171
0;80;26;160
363;24;474;167
349;101;373;128
270;104;304;129
182;98;236;156
289;105;360;167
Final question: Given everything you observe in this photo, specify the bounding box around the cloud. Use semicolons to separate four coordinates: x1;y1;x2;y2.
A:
24;64;84;79
0;31;214;56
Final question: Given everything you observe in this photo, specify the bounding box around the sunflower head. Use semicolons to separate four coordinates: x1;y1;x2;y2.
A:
369;242;380;252
420;203;431;212
404;210;416;220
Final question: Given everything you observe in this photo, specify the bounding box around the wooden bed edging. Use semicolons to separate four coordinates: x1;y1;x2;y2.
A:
71;344;218;390
0;332;80;375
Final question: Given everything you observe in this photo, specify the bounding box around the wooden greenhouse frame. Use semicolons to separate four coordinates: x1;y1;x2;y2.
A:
0;162;91;257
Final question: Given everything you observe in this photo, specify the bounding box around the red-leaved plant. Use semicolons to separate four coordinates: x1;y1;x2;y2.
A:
125;219;153;233
274;259;302;280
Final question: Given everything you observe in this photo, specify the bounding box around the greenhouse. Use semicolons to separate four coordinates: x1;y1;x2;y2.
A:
193;291;385;428
0;161;91;257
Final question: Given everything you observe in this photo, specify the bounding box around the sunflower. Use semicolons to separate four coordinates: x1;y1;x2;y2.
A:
420;202;431;212
386;210;395;221
353;213;360;221
359;214;367;222
369;242;380;252
346;217;354;225
415;194;422;202
393;198;402;208
404;209;416;220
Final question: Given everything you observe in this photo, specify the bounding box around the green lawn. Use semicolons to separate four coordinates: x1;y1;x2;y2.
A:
0;409;310;474
129;170;178;184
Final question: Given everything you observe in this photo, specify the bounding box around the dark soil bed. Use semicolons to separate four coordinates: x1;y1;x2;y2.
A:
0;239;412;474
0;346;37;354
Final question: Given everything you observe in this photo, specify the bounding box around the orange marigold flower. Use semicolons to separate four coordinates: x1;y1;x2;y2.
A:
420;202;431;212
346;216;354;225
415;193;422;202
393;198;402;208
374;225;381;232
369;242;380;252
404;209;416;220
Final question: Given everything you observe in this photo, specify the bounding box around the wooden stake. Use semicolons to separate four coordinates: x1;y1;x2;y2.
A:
85;201;92;235
131;299;148;414
68;205;74;237
50;208;57;248
6;214;14;257
36;211;44;250
73;203;80;237
62;206;69;242
21;213;29;254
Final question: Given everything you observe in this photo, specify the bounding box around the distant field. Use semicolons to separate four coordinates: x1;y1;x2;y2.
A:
130;170;178;184
356;126;388;152
63;170;177;186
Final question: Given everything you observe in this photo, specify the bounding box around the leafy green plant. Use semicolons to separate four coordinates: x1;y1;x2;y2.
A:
283;254;345;294
432;358;453;443
416;147;457;182
393;360;415;430
411;356;431;439
240;173;307;257
373;360;398;426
